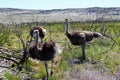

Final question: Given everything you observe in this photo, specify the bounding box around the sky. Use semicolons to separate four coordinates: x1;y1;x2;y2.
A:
0;0;120;10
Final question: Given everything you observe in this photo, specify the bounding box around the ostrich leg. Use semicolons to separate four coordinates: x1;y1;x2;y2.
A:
50;60;54;76
81;43;86;63
44;62;49;80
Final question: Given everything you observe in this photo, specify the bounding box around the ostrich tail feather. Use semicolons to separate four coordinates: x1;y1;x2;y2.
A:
54;43;63;54
93;32;102;38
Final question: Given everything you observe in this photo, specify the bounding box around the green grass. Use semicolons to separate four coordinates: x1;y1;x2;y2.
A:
4;72;21;80
0;21;120;80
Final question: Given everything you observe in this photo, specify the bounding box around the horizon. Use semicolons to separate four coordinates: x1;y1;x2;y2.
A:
0;6;120;10
0;7;120;11
0;0;120;10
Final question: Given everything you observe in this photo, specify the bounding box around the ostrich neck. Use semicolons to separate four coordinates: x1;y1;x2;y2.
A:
33;33;41;59
66;30;69;35
35;36;38;46
65;19;69;35
34;33;40;46
65;19;71;38
66;31;71;39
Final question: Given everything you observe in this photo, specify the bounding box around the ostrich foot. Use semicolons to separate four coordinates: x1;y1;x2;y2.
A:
42;76;48;80
50;70;53;76
72;58;82;64
68;58;82;66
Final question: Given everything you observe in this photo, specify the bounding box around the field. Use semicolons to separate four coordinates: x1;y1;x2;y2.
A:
0;21;120;80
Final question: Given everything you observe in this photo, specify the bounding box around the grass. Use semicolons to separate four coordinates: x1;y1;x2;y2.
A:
4;72;21;80
0;21;120;80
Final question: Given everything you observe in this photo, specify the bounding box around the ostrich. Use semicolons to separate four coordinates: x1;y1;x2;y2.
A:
30;26;46;42
65;19;102;63
29;28;61;80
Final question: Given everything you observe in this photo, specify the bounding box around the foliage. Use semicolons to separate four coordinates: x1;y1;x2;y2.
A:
4;72;21;80
0;21;120;80
0;26;12;46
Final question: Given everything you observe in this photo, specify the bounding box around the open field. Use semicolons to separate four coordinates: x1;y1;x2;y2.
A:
0;21;120;80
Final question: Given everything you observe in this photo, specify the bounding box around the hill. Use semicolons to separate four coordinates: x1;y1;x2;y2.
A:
0;7;120;24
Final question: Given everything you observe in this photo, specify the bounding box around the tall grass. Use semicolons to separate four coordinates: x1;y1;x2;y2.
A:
0;21;120;80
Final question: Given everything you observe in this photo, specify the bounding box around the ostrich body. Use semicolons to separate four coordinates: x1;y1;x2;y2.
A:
19;26;46;65
29;28;60;80
66;31;102;45
29;40;57;61
65;19;102;63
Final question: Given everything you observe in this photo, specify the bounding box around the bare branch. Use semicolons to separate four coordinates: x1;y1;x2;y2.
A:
0;55;19;65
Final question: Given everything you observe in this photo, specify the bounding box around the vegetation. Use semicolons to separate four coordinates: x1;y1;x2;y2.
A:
0;21;120;80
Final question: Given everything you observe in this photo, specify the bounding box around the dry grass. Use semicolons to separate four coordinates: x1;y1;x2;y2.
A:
65;63;120;80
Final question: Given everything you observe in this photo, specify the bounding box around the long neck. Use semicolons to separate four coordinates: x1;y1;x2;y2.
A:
65;19;69;34
34;33;41;46
34;34;38;46
33;32;41;59
65;19;72;39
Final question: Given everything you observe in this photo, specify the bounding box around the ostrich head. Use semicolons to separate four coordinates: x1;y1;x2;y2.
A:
30;26;46;40
65;19;69;34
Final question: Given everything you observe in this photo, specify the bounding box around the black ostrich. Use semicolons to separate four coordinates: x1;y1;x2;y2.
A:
29;28;61;80
65;19;102;63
